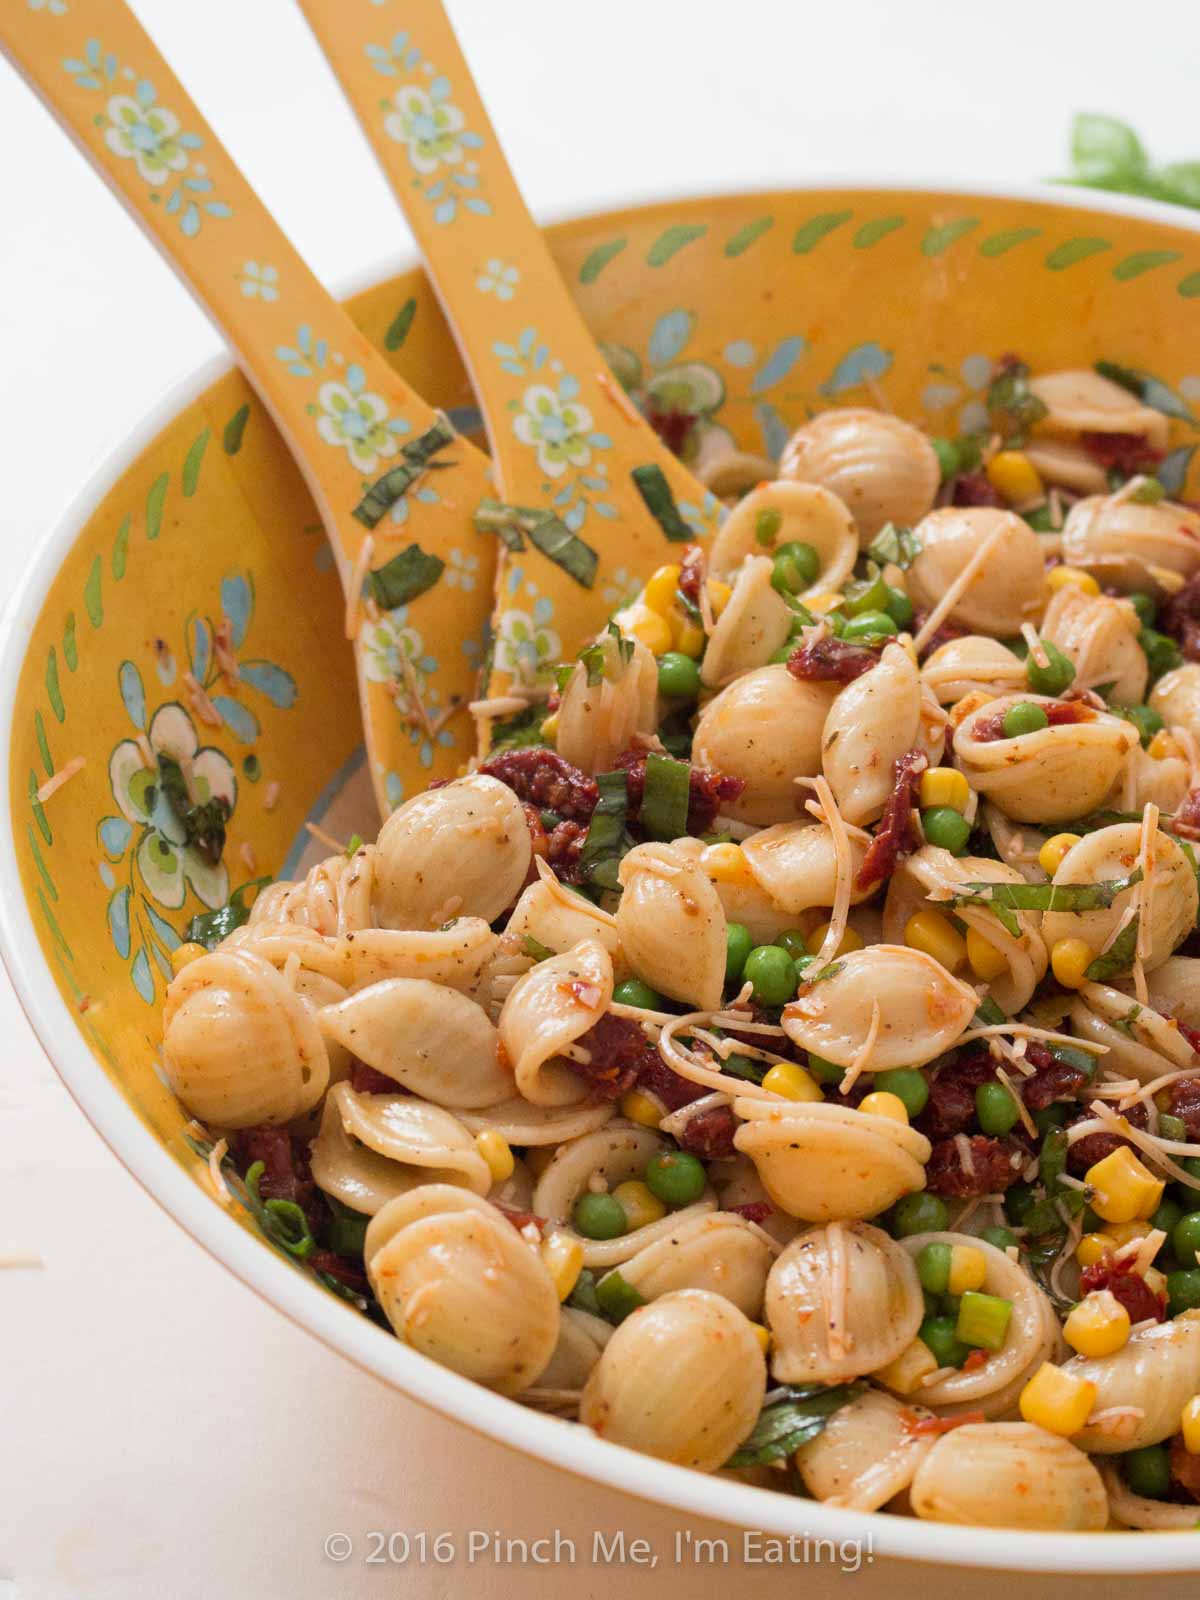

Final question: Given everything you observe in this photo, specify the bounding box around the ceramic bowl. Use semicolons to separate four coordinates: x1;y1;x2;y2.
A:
5;185;1200;1572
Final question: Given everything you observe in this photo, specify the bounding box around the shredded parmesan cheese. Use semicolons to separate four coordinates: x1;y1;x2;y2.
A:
954;1133;976;1177
596;369;643;427
34;756;85;804
182;672;221;727
913;520;1008;652
839;1000;881;1097
263;781;281;813
208;1138;231;1204
305;820;345;854
995;1065;1037;1139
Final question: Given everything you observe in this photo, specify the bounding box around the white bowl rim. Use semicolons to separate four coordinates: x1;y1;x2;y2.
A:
5;178;1200;1573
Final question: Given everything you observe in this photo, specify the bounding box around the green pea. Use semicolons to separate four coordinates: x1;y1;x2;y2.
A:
1129;477;1166;505
1172;1213;1200;1266
1159;1114;1188;1143
843;570;889;617
981;1225;1019;1253
975;1081;1020;1136
841;609;899;642
771;541;820;595
657;651;701;699
725;922;754;983
613;978;666;1010
1113;703;1164;748
931;437;960;480
919;1315;968;1369
884;585;914;629
805;1052;844;1084
776;928;811;962
916;1241;952;1295
1002;701;1049;738
1032;1103;1067;1136
874;1068;929;1119
1140;627;1182;681
573;1192;628;1240
644;1151;707;1207
1023;504;1055;532
755;506;783;546
1122;1444;1171;1500
743;944;798;1007
1167;1268;1200;1318
1026;639;1076;697
1128;591;1157;628
893;1193;950;1237
1151;1197;1183;1240
921;806;971;855
956;435;983;472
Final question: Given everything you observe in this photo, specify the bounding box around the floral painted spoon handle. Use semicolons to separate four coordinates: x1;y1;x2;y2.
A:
296;0;724;701
1;0;498;815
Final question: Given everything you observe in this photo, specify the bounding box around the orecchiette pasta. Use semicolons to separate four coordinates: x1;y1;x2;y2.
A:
1028;368;1169;452
740;820;871;917
1061;494;1200;596
1040;822;1198;971
537;1306;614;1392
699;554;793;687
615;1212;773;1318
910;1423;1107;1530
766;1222;924;1384
920;634;1028;706
1150;662;1200;737
691;665;836;825
318;1082;492;1196
504;868;623;966
579;1289;765;1470
778;408;941;544
615;843;726;1010
794;1387;937;1511
1066;1311;1200;1453
249;845;376;936
1101;1463;1200;1530
707;480;857;592
498;939;613;1107
821;643;946;824
908;508;1046;637
229;917;501;995
1041;584;1147;704
1070;980;1195;1083
1142;955;1200;1028
555;630;658;774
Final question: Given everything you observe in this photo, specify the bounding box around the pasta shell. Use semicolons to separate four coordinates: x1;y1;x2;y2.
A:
672;835;797;946
896;1232;1060;1415
249;846;376;936
1040;822;1197;971
616;843;726;1010
230;917;500;995
310;1093;446;1215
1143;955;1200;1028
1029;368;1169;451
579;1288;766;1471
498;938;612;1106
908;508;1046;637
733;1097;931;1222
365;1186;559;1395
533;1121;670;1247
822;643;947;824
1061;495;1200;597
910;1422;1107;1530
778;408;941;545
373;775;531;929
456;1096;616;1147
882;848;1048;1015
615;1212;774;1318
322;1081;492;1194
920;634;1029;706
1071;980;1195;1083
504;871;622;966
780;945;978;1071
766;1222;923;1385
795;1387;936;1511
954;694;1138;823
537;1307;614;1391
1116;743;1192;816
1041;585;1147;704
1101;1462;1200;1530
555;632;658;775
711;1153;800;1249
699;555;793;688
162;948;330;1128
318;979;511;1108
1150;663;1200;738
692;666;837;826
741;820;871;917
1067;1309;1200;1453
708;480;857;591
1023;437;1108;496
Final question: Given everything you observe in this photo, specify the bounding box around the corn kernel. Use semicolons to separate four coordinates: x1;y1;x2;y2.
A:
1063;1290;1131;1358
807;921;864;958
1085;1146;1165;1224
1148;729;1184;762
986;449;1045;506
628;611;673;654
859;1091;909;1124
873;1337;939;1396
702;841;755;887
948;1244;988;1296
540;712;559;742
475;1129;515;1184
1046;565;1101;597
707;579;733;618
1050;937;1094;989
1075;1232;1117;1268
643;564;682;616
541;1230;585;1302
170;941;207;975
1183;1395;1200;1456
762;1062;825;1103
903;910;967;973
1018;1361;1097;1436
620;1089;664;1129
1106;1219;1153;1247
672;615;706;658
751;1322;772;1355
1038;832;1082;876
949;689;996;728
966;926;1008;981
919;766;971;813
805;592;845;615
612;1179;667;1231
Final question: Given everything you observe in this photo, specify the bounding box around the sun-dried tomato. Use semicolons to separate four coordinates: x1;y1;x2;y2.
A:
646;403;697;458
729;1201;774;1225
899;1408;987;1437
1079;430;1163;476
912;612;969;661
480;748;599;823
916;1050;997;1139
856;748;928;891
972;697;1093;741
786;636;882;684
636;1055;711;1113
1162;573;1200;664
545;818;588;883
950;471;1004;508
1170;1437;1200;1503
1066;1101;1149;1176
310;1250;369;1293
566;1013;659;1100
675;1103;738;1159
1171;788;1200;842
1081;1250;1166;1325
349;1060;401;1096
925;1134;1025;1196
1168;1078;1200;1141
1020;1040;1090;1111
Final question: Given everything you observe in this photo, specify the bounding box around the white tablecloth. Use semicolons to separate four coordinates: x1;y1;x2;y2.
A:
2;2;1196;1594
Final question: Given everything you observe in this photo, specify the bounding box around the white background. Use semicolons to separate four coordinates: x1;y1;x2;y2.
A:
2;2;1198;1595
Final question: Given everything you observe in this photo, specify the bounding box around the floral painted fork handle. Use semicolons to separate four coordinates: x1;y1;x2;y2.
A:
1;0;498;815
296;0;724;701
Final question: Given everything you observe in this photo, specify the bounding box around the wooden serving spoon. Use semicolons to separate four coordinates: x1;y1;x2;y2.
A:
296;0;726;705
0;0;501;817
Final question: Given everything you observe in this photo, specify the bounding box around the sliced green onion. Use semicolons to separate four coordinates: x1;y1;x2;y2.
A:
521;934;555;962
595;1269;646;1322
866;523;921;569
955;1290;1012;1351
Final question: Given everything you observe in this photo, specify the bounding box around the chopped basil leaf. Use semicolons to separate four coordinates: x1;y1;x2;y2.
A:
1039;1127;1069;1195
474;499;599;587
974;995;1008;1027
352;416;455;528
641;752;691;841
488;704;549;752
521;934;555;962
184;875;272;949
579;770;629;887
152;752;230;866
367;542;446;610
1084;915;1140;982
630;463;692;542
948;869;1142;916
726;1382;866;1468
345;833;363;858
866;522;921;570
986;359;1048;445
801;959;846;985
